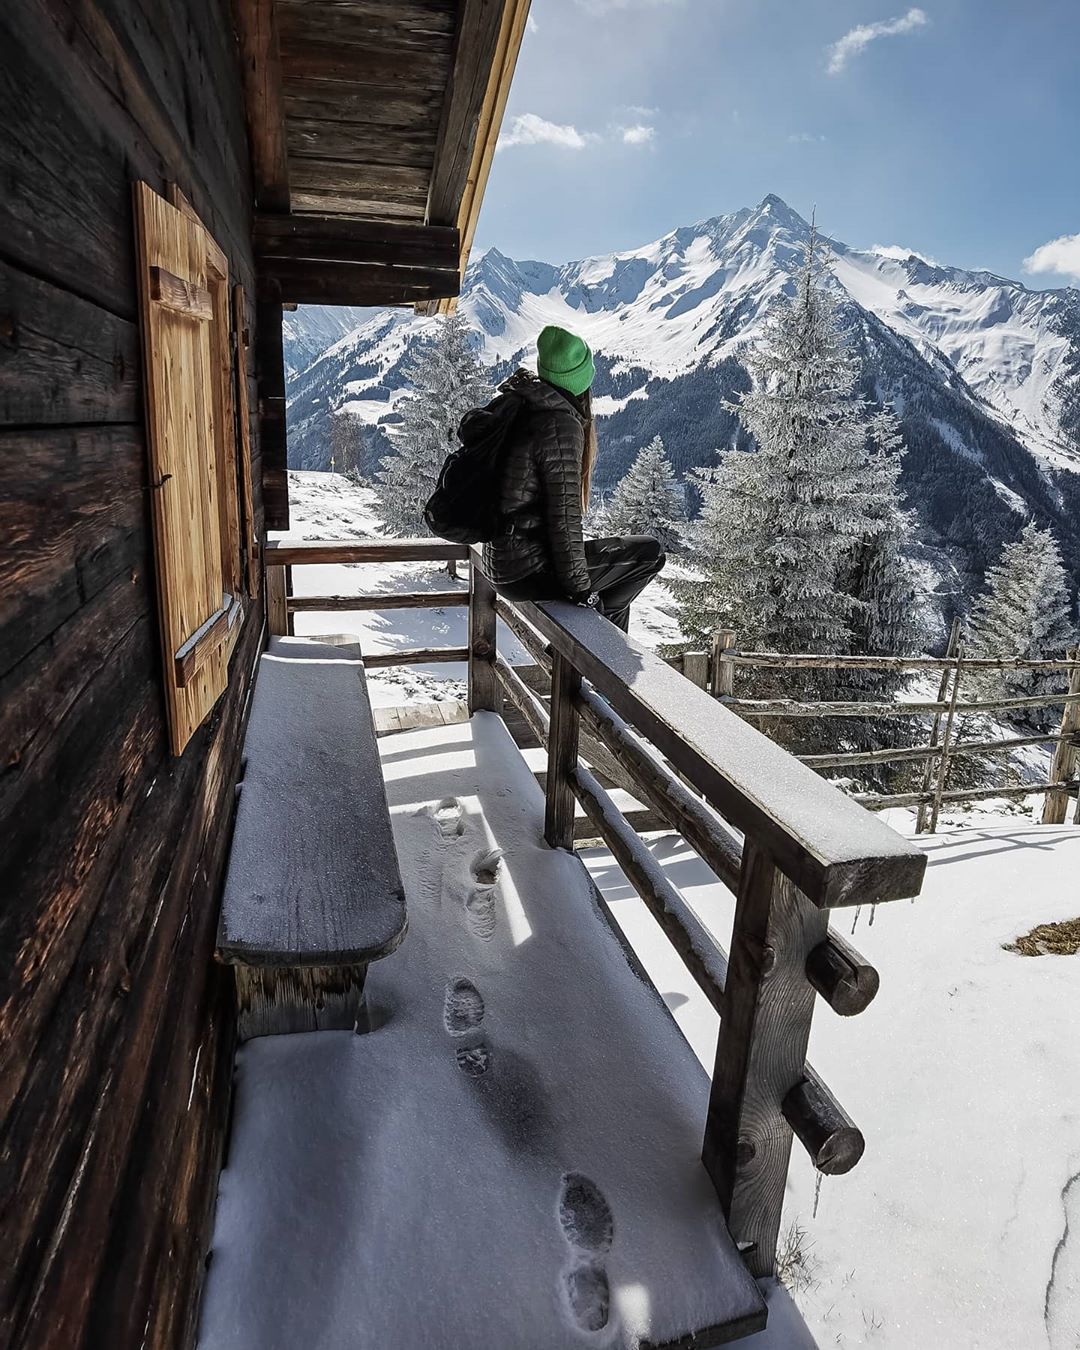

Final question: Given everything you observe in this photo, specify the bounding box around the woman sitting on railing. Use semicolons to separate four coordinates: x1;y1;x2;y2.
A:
481;325;666;633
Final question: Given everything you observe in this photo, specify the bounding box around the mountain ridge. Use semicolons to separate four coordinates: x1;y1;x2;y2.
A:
282;196;1080;604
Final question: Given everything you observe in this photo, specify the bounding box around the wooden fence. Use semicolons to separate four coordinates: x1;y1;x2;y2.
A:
264;538;927;1278
675;621;1080;832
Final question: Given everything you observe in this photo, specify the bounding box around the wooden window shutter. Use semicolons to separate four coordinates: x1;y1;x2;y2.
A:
133;182;243;755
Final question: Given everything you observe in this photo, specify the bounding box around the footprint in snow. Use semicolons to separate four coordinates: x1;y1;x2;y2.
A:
556;1174;615;1335
443;977;491;1078
562;1260;610;1335
443;978;484;1035
464;887;497;942
470;847;502;885
558;1173;614;1255
433;796;465;839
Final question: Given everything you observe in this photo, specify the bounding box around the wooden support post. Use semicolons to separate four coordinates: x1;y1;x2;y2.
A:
703;843;829;1278
916;618;961;833
711;629;737;698
266;564;288;636
1042;649;1080;825
545;649;581;850
928;639;965;835
683;650;709;689
468;559;498;714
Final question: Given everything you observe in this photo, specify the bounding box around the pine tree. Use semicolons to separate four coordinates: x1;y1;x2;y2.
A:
601;435;684;550
843;409;920;662
326;410;363;479
374;313;493;535
673;230;883;655
965;522;1076;721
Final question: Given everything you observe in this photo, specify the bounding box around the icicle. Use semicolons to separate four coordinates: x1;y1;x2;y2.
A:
868;903;877;928
813;1172;824;1220
850;905;861;935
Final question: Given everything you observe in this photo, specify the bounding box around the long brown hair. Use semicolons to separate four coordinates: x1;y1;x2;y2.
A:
577;388;598;511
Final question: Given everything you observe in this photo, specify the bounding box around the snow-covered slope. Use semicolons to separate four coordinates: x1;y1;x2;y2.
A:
282;196;1080;595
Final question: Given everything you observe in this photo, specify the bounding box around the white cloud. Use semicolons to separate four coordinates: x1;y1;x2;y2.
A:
574;0;680;11
496;113;596;152
623;104;658;119
872;243;941;265
620;124;656;145
787;132;827;144
525;13;539;33
826;7;928;75
1023;233;1080;281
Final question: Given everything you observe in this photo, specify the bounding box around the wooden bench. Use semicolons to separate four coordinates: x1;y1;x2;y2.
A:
217;635;407;1039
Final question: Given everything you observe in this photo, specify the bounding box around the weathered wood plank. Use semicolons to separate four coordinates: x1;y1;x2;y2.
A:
0;426;146;680
363;646;468;667
281;36;451;88
281;77;443;128
233;0;290;211
234;963;368;1039
286;118;438;167
1043;651;1080;825
258;257;459;306
255;299;289;530
255;214;459;269
288;590;467;612
425;0;506;225
149;265;214;319
268;538;469;565
0;258;140;426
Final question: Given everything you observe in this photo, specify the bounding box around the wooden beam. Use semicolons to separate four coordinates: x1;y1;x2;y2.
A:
173;600;237;689
468;560;498;714
255;214;460;270
362;647;468;668
267;539;469;565
287;591;467;612
426;0;506;227
257;257;459;306
233;0;290;212
545;649;581;850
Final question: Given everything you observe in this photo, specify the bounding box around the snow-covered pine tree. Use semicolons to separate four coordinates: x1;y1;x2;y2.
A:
326;410;363;480
673;229;881;656
965;521;1076;722
374;313;493;535
601;435;684;550
842;408;920;662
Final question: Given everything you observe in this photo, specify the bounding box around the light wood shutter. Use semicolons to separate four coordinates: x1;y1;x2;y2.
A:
134;182;242;755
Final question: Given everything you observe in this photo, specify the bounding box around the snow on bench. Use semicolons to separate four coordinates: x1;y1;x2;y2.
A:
199;714;769;1349
217;635;407;1039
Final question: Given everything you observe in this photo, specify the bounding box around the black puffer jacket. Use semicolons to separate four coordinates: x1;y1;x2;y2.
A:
481;370;592;597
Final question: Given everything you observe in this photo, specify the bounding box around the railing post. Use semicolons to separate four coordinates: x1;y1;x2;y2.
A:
1042;647;1080;825
711;629;736;698
916;617;961;833
468;554;498;714
266;563;288;635
702;842;829;1278
545;648;581;850
683;650;709;689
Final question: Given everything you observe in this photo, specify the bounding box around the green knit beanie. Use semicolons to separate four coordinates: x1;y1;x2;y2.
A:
536;325;595;397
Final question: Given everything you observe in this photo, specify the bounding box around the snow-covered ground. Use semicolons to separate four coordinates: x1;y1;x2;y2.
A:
584;825;1080;1349
256;472;1080;1347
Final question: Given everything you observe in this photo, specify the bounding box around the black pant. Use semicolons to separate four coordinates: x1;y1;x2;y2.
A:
496;535;666;632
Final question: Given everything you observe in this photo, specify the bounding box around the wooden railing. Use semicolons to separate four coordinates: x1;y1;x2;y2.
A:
264;539;927;1278
676;620;1080;831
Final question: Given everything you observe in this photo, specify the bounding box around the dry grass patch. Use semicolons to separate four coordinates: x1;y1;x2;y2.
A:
1005;917;1080;957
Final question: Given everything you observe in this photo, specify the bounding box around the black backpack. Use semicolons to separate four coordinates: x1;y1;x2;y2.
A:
423;392;523;544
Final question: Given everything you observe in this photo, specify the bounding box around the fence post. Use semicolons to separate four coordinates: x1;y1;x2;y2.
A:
916;618;961;834
544;649;581;850
683;650;709;689
1042;648;1080;825
266;564;288;635
711;628;737;698
468;554;498;715
702;842;830;1278
928;640;965;835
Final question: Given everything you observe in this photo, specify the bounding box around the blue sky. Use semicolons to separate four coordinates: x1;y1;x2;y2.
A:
475;0;1080;288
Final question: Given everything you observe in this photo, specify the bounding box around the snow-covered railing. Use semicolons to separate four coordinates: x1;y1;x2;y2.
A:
263;537;933;1279
469;553;927;1280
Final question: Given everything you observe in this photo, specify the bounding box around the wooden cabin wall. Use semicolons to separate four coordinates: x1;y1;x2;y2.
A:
0;2;266;1346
